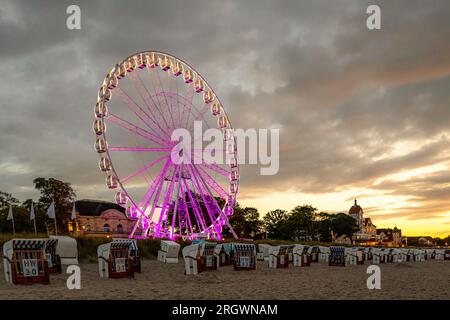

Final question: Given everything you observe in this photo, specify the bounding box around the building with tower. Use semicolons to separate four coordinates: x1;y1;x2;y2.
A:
348;199;377;243
346;199;404;246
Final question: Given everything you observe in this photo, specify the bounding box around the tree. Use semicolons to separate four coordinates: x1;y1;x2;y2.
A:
0;191;19;233
284;205;319;240
0;191;18;210
263;209;288;239
317;212;333;242
226;204;263;239
22;198;47;233
329;213;359;238
33;177;76;233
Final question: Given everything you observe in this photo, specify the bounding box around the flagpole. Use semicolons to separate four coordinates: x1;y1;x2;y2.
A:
34;216;37;236
30;202;37;236
12;215;15;236
8;205;15;235
54;211;58;236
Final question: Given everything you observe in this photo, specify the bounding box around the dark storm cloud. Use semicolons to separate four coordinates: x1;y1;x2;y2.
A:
1;0;450;223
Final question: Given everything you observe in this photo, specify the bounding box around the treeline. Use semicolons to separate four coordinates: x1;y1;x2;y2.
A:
224;204;360;241
0;178;75;233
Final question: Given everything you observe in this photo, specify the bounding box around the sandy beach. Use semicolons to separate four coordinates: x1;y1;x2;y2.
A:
0;259;449;300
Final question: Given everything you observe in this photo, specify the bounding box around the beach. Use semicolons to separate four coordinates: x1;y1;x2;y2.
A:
0;259;449;300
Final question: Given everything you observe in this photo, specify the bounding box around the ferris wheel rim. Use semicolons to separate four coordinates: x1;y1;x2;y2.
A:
95;50;239;240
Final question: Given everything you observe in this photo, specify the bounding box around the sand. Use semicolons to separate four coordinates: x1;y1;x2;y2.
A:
0;259;449;300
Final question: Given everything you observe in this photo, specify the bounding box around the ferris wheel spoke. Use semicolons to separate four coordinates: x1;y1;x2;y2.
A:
190;152;230;177
167;164;183;239
130;166;168;238
106;112;166;146
192;162;238;239
191;163;226;215
146;161;173;222
195;164;229;199
129;72;174;135
146;68;177;132
173;73;183;130
137;168;167;209
120;154;169;184
187;164;222;235
143;159;172;215
184;152;220;229
154;165;178;236
115;86;172;141
186;104;210;131
179;183;194;238
181;86;195;129
165;69;178;130
109;146;170;152
155;69;177;131
183;178;207;231
182;183;195;237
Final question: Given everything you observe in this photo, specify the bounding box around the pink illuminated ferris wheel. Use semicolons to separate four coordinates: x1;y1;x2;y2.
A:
93;51;239;241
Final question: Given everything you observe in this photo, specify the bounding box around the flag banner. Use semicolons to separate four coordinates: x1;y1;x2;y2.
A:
47;201;55;219
71;202;76;220
7;205;13;221
30;203;35;221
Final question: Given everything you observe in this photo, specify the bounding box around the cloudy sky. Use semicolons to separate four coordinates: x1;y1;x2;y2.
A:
1;0;450;236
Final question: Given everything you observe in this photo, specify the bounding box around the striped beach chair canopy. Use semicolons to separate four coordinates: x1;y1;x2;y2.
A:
12;239;46;250
112;238;137;251
44;239;58;253
110;241;132;250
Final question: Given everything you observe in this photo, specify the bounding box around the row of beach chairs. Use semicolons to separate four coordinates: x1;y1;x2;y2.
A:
259;244;450;268
5;237;449;283
182;242;257;274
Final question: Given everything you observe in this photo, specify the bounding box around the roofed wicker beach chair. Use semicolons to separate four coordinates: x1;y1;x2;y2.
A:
97;241;134;279
293;244;310;267
201;242;218;271
391;248;404;263
113;238;141;272
257;244;273;261
309;246;320;263
214;244;228;267
318;246;330;263
49;235;78;265
3;239;49;285
44;239;62;274
287;244;295;263
329;246;345;266
269;245;290;268
183;242;217;275
385;248;394;263
442;249;450;261
213;243;234;267
372;248;385;264
182;243;202;275
356;247;365;264
345;247;357;265
233;244;256;270
412;249;425;262
157;240;180;264
364;247;373;261
346;247;365;265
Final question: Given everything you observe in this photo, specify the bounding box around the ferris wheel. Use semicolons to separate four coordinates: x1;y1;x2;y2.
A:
93;51;239;241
